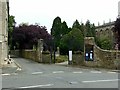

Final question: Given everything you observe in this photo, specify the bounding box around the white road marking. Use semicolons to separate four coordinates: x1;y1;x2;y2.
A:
82;79;119;83
32;72;43;75
73;71;83;73
69;82;78;84
18;84;54;89
90;71;102;73
107;72;117;74
17;68;22;71
111;70;120;72
2;73;11;76
53;71;64;74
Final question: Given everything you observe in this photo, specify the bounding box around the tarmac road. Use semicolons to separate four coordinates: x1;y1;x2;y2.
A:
2;58;119;89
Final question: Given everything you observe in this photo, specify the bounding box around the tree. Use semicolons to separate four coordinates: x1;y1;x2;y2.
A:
12;24;52;50
51;17;69;49
8;15;16;49
114;18;120;50
72;20;85;36
72;19;81;29
61;21;69;35
59;28;84;55
51;17;96;54
96;38;112;50
85;20;95;37
51;16;62;47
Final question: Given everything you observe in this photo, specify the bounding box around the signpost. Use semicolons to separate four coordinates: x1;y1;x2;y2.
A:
69;51;72;65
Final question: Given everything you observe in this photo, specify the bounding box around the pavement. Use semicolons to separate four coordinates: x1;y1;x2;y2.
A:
55;61;68;65
1;58;22;74
1;58;68;75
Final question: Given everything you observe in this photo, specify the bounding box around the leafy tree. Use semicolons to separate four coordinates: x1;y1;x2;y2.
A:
12;24;52;50
61;21;69;35
8;15;16;49
51;17;96;54
72;20;85;36
72;19;81;29
114;18;120;50
85;20;95;37
96;38;112;50
69;28;84;51
80;23;85;36
51;16;62;47
59;28;84;55
51;17;69;49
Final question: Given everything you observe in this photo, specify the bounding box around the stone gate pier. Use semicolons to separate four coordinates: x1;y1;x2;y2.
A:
84;37;120;69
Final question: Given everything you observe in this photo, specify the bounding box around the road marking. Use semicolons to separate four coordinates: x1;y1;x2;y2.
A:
82;79;119;83
18;84;54;89
2;73;11;76
73;71;83;73
69;82;78;84
16;68;22;71
90;71;102;73
53;71;64;74
32;72;43;75
107;72;117;74
111;70;120;72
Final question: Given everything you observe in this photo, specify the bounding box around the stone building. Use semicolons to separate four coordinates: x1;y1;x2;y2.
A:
95;1;120;49
95;22;115;38
0;0;9;67
95;21;115;49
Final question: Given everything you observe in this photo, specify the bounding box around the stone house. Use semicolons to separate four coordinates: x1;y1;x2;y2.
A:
0;0;9;67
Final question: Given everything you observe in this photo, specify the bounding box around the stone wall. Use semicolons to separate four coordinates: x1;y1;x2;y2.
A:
10;50;19;57
11;37;120;69
72;53;84;66
42;53;51;63
72;46;120;69
83;44;120;69
11;50;51;63
21;50;38;62
95;45;120;68
72;37;120;69
11;50;39;62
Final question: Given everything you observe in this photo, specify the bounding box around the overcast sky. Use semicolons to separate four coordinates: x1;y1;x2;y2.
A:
9;0;119;33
